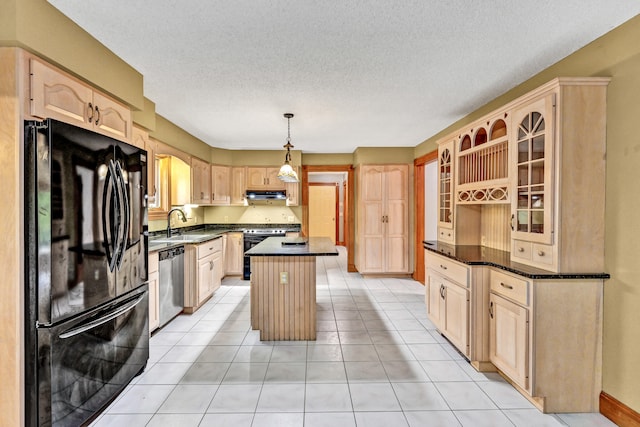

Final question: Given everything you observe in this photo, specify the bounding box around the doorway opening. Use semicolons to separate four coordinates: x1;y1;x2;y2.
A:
302;165;355;272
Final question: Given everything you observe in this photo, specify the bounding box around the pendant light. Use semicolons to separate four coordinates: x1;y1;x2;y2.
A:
277;113;300;183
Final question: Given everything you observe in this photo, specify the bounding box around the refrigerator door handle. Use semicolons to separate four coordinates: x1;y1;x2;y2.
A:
58;292;145;339
114;160;130;270
102;161;118;272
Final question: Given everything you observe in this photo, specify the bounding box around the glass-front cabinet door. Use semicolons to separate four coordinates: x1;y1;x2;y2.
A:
438;140;454;230
511;93;555;244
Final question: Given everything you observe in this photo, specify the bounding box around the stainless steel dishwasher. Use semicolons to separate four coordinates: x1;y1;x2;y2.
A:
158;245;185;327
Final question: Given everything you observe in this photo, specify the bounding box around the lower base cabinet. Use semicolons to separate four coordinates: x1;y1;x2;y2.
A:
489;292;529;390
148;252;160;333
488;268;603;413
185;237;223;313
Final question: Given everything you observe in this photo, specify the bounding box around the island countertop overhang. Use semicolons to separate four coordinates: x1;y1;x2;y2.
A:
245;236;339;257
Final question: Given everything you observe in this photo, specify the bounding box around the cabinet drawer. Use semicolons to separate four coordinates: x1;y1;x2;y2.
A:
490;269;529;306
532;243;554;266
197;237;223;259
511;240;532;262
148;252;159;274
426;253;469;286
438;227;454;243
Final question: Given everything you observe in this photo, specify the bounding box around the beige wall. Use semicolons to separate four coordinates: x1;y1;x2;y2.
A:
5;0;640;417
0;0;144;110
302;153;354;165
204;205;302;225
415;14;640;412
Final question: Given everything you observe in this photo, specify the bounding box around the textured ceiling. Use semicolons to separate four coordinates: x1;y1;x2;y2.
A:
48;0;640;153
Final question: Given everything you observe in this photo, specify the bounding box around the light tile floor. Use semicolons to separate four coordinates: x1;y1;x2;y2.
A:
91;247;617;427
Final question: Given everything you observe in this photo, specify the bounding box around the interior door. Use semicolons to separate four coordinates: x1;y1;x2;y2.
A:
309;184;337;244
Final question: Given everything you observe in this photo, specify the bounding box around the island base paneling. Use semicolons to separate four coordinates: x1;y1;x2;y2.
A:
251;256;316;341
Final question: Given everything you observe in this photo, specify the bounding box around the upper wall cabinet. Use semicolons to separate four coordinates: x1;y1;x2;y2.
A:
455;113;510;204
211;165;231;205
437;139;455;243
510;93;555;246
246;167;285;191
230;167;246;205
29;58;131;142
191;157;212;205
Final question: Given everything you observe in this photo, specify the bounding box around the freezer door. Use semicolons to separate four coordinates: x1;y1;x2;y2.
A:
32;286;149;427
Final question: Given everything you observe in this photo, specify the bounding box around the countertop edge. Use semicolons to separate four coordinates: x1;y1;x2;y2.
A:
423;241;610;280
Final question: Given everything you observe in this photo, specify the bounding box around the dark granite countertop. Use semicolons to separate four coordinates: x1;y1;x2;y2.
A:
148;223;301;253
245;237;339;257
423;241;610;280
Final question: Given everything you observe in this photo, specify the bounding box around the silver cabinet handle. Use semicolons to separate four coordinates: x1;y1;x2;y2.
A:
518;247;524;252
510;214;515;231
489;301;494;319
500;282;513;290
87;102;94;123
210;261;214;270
94;105;100;126
440;264;447;270
537;250;545;256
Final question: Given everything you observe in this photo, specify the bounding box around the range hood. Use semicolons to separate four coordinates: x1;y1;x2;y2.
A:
245;190;287;204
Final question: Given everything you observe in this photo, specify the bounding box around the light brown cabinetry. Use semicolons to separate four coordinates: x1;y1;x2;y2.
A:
487;268;603;412
425;252;470;356
437;140;455;243
356;164;409;274
29;58;131;142
224;232;244;276
191;157;211;205
185;237;223;313
246;167;284;190
148;252;160;333
285;167;300;206
211;165;231;205
230;166;247;205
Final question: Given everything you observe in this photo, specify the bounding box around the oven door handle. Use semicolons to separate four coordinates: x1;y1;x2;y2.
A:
58;292;145;339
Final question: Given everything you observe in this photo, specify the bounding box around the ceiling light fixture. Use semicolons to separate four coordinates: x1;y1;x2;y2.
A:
277;113;299;183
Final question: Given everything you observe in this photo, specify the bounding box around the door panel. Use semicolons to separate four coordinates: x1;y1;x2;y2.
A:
309;185;337;244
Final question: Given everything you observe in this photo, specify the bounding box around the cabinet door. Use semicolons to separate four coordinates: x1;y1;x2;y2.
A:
511;93;555;245
146;138;158;206
385;165;409;272
489;293;529;390
211;165;230;205
30;58;93;128
212;252;223;292
148;270;160;332
443;280;469;355
92;91;131;142
247;167;266;189
197;254;215;305
191;157;211;205
359;166;385;272
225;232;244;275
438;140;454;230
285;167;300;206
426;273;445;330
265;167;284;190
230;167;246;205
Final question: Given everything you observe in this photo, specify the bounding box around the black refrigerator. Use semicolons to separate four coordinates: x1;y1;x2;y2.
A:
24;119;150;427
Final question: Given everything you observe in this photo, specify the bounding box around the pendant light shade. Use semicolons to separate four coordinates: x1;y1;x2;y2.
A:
277;113;300;183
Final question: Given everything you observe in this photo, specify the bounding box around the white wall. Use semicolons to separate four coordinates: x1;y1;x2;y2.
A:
424;161;438;241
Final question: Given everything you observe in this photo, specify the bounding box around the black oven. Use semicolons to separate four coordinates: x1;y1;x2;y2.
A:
243;229;287;280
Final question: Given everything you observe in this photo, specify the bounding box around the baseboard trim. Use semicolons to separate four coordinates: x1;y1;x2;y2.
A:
600;391;640;427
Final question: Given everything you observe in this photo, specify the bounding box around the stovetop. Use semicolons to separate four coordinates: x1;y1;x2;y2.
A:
243;229;288;235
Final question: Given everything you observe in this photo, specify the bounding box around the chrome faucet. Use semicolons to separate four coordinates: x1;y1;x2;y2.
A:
167;208;187;237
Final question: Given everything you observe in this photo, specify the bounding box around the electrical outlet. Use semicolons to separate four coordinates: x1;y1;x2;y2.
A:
288;215;294;223
280;272;288;285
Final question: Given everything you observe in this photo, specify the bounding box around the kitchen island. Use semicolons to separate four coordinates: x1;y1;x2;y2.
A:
245;236;338;340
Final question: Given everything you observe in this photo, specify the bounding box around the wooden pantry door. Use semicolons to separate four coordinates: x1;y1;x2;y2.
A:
309;184;338;244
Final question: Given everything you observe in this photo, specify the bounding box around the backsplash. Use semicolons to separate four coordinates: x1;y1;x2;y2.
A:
148;205;302;233
480;204;511;251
